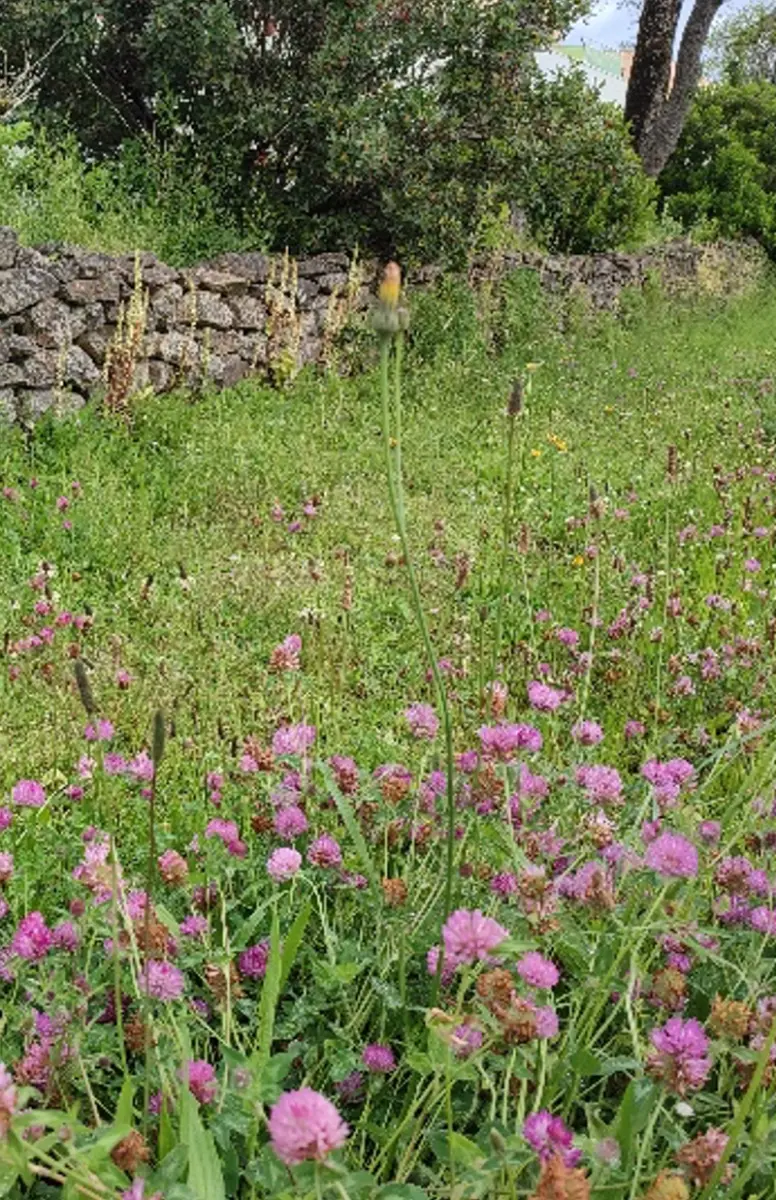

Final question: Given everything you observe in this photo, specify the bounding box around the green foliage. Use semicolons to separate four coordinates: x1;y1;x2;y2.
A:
707;1;776;85
512;71;658;254
0;0;657;262
0;122;272;264
4;281;776;1196
660;82;776;257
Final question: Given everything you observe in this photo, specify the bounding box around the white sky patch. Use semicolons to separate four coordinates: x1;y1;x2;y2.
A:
566;0;751;50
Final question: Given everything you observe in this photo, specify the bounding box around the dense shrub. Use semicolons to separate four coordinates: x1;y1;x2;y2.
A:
514;72;657;254
660;83;776;257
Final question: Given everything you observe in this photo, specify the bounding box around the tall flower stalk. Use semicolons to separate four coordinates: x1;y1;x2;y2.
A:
373;264;458;954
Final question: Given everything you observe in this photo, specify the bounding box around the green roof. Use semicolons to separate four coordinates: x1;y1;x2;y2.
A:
556;45;623;78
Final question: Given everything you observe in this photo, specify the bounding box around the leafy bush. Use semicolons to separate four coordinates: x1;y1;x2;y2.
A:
660;82;776;257
513;71;657;255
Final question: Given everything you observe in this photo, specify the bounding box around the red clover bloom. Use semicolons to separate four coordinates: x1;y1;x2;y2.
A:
178;1059;218;1105
139;961;185;1001
523;1110;581;1167
442;909;509;970
647;1016;712;1094
404;703;439;740
11;780;45;808
268;1088;349;1165
517;951;560;990
645;833;699;879
362;1043;396;1072
267;847;302;882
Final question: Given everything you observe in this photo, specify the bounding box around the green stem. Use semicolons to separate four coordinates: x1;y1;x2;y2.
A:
110;845;129;1081
491;406;518;685
628;1095;664;1200
579;546;600;722
394;331;405;524
142;760;158;1135
379;335;457;971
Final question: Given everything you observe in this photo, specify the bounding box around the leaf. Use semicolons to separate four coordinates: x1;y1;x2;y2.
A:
154;902;181;937
179;1089;226;1200
0;1162;20;1199
158;1096;176;1162
428;1130;484;1168
317;762;381;895
149;1145;190;1191
405;1051;434;1076
254;903;282;1073
231;898;273;951
279;899;311;990
82;1124;132;1166
596;1056;640;1077
615;1078;658;1173
114;1077;135;1128
375;1186;429;1200
570;1048;602;1076
314;959;366;990
255;1050;297;1103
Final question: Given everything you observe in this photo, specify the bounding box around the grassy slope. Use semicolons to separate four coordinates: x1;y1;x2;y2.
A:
2;280;775;783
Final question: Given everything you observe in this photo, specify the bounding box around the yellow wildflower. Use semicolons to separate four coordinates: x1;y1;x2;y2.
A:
573;555;585;567
530;448;543;459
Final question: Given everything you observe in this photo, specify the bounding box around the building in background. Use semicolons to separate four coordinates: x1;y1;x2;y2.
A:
536;43;682;107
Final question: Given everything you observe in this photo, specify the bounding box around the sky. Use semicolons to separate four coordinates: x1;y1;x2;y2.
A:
565;0;751;49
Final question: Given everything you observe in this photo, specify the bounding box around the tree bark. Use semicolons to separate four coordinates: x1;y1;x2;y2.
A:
626;0;730;177
625;0;682;147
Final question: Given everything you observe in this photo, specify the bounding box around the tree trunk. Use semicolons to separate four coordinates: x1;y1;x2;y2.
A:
626;0;730;177
625;0;682;147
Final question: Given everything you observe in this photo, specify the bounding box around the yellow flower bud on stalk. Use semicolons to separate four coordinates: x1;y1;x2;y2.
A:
372;262;410;337
379;260;402;308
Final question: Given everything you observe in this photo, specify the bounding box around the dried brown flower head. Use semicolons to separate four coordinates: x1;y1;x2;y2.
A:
530;1154;590;1200
709;995;751;1040
650;968;688;1011
111;1131;150;1173
675;1127;732;1188
642;1172;689;1200
204;961;243;1004
476;969;515;1011
382;878;408;908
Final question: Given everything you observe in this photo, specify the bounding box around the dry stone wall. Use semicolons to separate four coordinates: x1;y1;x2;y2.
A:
0;228;764;425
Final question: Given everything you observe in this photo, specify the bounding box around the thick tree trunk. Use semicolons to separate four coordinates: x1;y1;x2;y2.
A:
625;0;682;147
626;0;730;177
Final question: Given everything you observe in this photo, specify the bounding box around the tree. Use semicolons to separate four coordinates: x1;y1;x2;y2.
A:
708;2;776;84
625;0;732;176
659;81;776;256
1;0;655;261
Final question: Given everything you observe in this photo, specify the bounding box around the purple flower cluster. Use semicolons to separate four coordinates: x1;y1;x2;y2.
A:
523;1110;580;1167
647;1016;712;1094
479;723;542;761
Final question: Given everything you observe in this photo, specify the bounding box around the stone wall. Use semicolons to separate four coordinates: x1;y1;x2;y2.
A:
0;228;765;425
